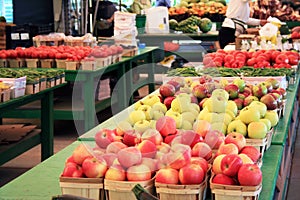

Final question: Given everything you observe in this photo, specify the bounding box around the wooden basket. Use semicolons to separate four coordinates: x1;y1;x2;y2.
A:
104;178;155;200
25;82;40;95
0;89;11;102
155;176;208;200
95;57;110;68
7;58;22;68
210;175;262;200
0;59;7;67
40;59;54;68
66;61;80;70
81;61;96;71
56;59;67;69
59;177;105;200
245;129;273;159
26;58;39;68
122;48;138;57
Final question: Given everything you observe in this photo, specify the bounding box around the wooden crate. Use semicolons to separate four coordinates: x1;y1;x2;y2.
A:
210;175;262;200
81;61;96;71
66;61;80;70
104;178;155;200
25;82;40;95
0;59;7;67
56;59;67;69
25;58;39;68
59;177;105;200
155;176;208;200
0;89;11;102
122;48;138;57
40;59;54;68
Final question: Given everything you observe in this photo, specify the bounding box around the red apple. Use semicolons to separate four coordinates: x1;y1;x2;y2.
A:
265;78;280;90
192;84;208;99
193;120;212;138
276;87;287;99
243;95;259;107
159;83;176;98
199;75;213;84
234;98;244;110
62;162;84;178
126;164;152;181
164;133;177;144
191;142;212;161
240;146;261;163
95;129;116;149
155;168;179;184
179;163;205;184
252;85;267;99
260;94;278;110
137;140;157;158
123;130;141;146
238;164;262;186
190;157;209;174
65;156;76;164
212;174;236;185
180;130;204;148
225;84;239;99
212;154;226;174
221;154;243;177
117;147;142;169
156;116;177;137
82;157;108;178
224;132;246;152
167;80;181;92
163;96;176;109
101;153;118;167
162;144;191;169
72;144;93;165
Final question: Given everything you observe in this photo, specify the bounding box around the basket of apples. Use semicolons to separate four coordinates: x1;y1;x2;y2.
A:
210;132;263;200
59;144;107;200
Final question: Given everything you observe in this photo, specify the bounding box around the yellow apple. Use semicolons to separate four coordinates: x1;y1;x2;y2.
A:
226;100;238;116
249;101;267;118
129;110;146;124
227;120;247;136
152;102;167;114
247;121;268;139
239;106;260;124
133;120;151;134
143;94;161;106
263;110;279;127
238;153;254;164
259;118;271;131
138;105;154;120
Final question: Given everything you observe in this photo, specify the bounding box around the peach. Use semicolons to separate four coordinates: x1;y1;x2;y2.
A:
101;153;118;167
72;144;93;165
82;157;107;178
191;142;212;161
217;143;239;155
117;147;142;168
137;140;157;158
126;164;152;181
156;116;177;137
106;141;127;154
193;120;212;138
141;158;158;174
190;157;209;174
141;128;163;145
155;168;179;184
105;164;126;181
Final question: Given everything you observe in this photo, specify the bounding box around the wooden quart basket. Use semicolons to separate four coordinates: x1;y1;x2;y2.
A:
210;174;262;200
59;177;105;200
104;178;155;200
155;175;208;200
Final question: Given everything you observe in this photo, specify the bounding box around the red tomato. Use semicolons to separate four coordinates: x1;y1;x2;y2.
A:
247;58;257;66
288;55;299;65
275;54;289;64
224;54;234;63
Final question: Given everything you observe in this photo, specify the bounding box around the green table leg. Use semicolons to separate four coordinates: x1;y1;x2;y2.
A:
83;75;96;132
117;63;127;110
41;91;54;161
148;50;156;93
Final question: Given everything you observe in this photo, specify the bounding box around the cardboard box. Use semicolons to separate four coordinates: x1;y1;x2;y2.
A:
235;34;256;50
0;76;26;98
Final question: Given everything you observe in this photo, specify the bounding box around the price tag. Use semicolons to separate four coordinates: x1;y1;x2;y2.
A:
11;33;20;40
20;33;29;40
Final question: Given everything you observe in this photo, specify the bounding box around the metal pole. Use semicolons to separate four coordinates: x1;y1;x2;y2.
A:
92;0;100;34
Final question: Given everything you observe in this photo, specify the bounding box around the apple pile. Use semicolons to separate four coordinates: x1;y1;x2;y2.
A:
203;49;299;69
212;132;262;186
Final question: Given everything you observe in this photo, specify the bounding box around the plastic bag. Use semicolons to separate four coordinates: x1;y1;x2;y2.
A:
259;23;278;43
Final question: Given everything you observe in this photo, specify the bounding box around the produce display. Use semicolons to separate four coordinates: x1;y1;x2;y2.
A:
251;0;300;21
60;75;285;198
169;15;213;33
169;0;227;22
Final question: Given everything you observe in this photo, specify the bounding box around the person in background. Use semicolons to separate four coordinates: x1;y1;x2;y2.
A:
155;0;171;8
218;0;267;49
130;0;151;14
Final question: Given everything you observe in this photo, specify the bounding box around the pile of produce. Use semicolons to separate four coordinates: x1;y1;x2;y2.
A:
60;75;284;196
169;0;227;22
171;16;213;33
251;0;300;21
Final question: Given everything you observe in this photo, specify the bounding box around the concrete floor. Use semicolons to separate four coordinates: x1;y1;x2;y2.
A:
0;88;299;199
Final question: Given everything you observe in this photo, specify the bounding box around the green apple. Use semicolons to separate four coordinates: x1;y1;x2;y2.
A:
133;119;151;134
129;110;146;124
181;120;193;130
219;78;229;88
205;95;228;113
227;119;247;136
226;100;238;116
263;110;279;127
189;107;199;118
181;111;197;124
211;89;229;100
239;106;260;124
197;107;209;120
189;103;200;113
134;100;144;110
165;110;183;129
152;102;167;114
225;109;236;120
218;112;233;125
171;96;190;113
247;121;268;139
143;94;161;106
248;101;267;118
152;110;165;120
233;77;246;92
138;105;154;120
149;120;157;129
259;118;271;131
211;122;227;134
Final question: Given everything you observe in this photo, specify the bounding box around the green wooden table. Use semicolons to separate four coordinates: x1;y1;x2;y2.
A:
0;83;66;166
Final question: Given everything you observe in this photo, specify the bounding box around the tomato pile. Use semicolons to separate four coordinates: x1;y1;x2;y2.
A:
0;45;124;62
203;49;299;69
